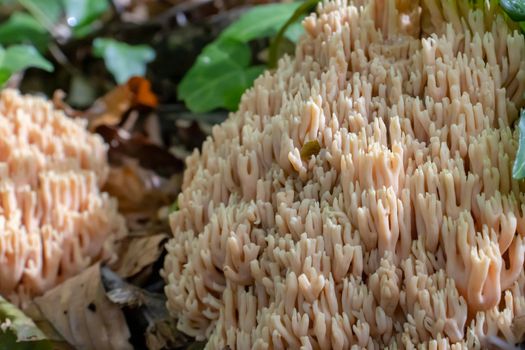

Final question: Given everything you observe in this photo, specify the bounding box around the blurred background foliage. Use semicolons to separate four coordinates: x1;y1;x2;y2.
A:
0;0;313;114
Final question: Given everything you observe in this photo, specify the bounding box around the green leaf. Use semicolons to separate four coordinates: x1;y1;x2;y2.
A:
178;2;306;113
0;13;50;51
0;68;11;85
513;109;525;179
63;0;109;28
178;38;263;113
268;0;321;68
0;45;53;74
93;38;155;84
17;0;63;32
0;296;52;350
500;0;525;21
220;2;302;42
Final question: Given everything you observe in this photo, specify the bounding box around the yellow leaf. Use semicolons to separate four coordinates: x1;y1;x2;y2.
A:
300;140;321;160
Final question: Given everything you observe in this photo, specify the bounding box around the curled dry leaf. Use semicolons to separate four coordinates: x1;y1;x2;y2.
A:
128;76;158;109
83;76;159;131
110;233;169;278
88;82;134;131
103;157;182;219
26;264;132;350
103;158;151;214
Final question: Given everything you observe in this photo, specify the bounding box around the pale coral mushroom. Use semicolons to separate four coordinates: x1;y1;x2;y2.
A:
163;0;525;348
0;89;126;306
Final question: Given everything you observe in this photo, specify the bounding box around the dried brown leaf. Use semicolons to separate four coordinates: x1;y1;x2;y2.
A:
28;264;132;350
111;233;169;278
83;76;159;131
103;157;182;220
128;76;158;108
103;159;150;213
23;304;74;350
88;83;134;131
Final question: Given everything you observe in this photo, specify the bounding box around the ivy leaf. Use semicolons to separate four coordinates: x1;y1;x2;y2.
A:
513;109;525;179
178;38;264;113
178;3;301;114
0;45;53;85
0;45;53;74
0;295;53;350
500;0;525;21
0;13;50;51
93;38;155;84
16;0;62;32
63;0;109;28
220;2;302;42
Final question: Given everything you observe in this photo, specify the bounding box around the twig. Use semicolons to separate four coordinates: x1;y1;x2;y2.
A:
48;42;81;77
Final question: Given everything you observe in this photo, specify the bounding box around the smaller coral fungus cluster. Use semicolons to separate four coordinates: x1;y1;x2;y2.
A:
0;89;126;305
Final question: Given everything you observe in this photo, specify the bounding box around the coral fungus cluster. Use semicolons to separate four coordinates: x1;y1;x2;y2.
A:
0;89;126;305
163;0;525;348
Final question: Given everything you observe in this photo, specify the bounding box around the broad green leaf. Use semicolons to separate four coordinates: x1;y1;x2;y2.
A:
513;109;525;179
63;0;109;28
17;0;63;32
0;13;50;51
178;2;305;114
269;0;321;68
0;296;52;350
178;38;264;113
220;2;301;42
0;45;53;74
93;38;155;84
0;68;11;85
500;0;525;21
